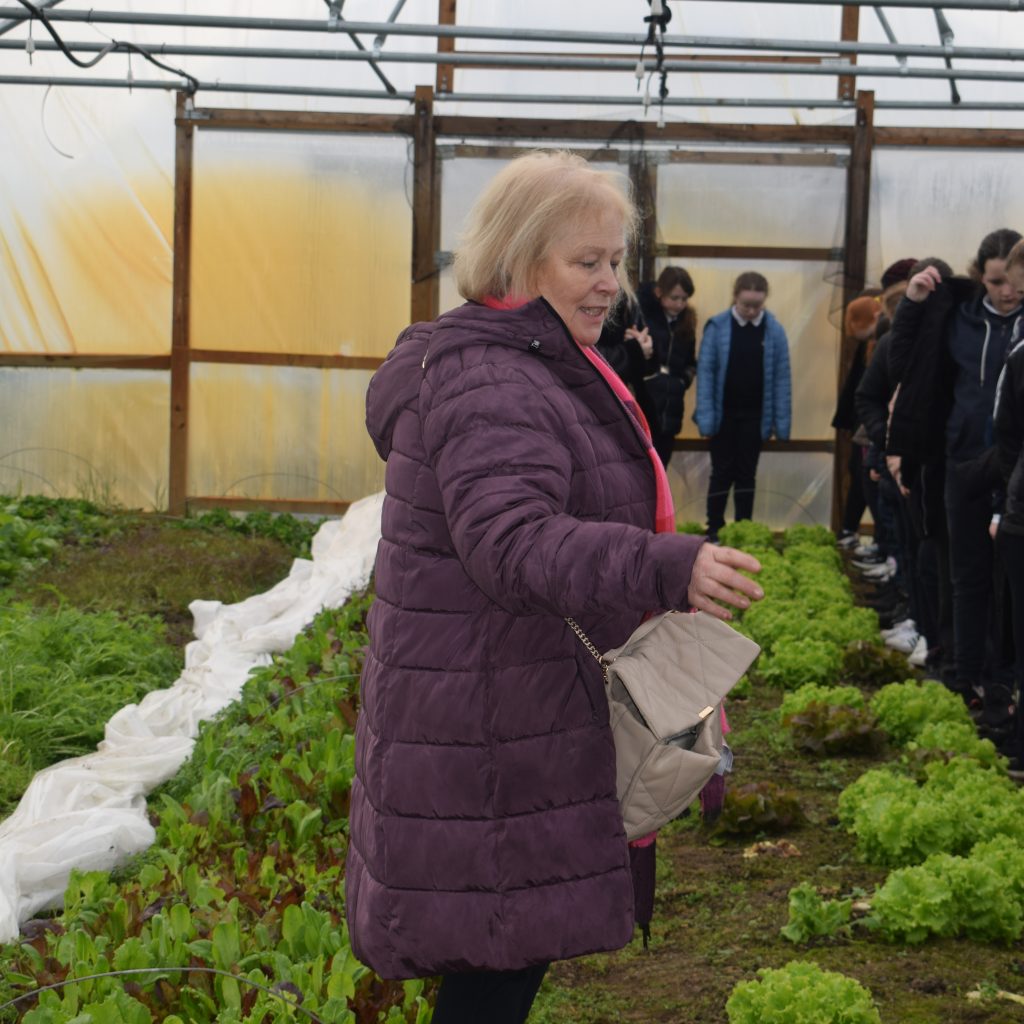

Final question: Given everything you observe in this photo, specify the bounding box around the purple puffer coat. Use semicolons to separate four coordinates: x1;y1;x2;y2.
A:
345;297;704;979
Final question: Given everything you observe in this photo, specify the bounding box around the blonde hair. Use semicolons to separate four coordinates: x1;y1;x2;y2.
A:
453;150;637;303
1007;238;1024;273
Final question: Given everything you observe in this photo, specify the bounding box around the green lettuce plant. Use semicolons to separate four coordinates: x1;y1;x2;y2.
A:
780;882;852;944
757;638;843;690
838;758;1024;867
869;835;1024;944
783;524;836;549
718;520;775;550
869;679;971;745
726;961;881;1024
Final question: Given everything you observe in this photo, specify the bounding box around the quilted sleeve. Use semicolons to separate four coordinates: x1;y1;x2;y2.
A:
420;358;703;618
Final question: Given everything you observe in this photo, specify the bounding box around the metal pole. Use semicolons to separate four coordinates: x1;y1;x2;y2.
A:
0;0;62;38
373;0;409;54
3;75;1024;112
871;6;908;69
6;39;1024;83
0;7;1020;54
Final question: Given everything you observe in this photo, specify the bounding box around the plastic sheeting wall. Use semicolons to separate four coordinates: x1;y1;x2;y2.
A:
189;364;382;503
0;368;170;509
190;131;410;358
0;92;407;508
868;149;1024;283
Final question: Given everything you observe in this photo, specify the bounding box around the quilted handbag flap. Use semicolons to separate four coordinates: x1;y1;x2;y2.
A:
604;611;760;740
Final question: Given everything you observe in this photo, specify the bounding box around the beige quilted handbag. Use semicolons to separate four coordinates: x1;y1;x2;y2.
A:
567;611;760;840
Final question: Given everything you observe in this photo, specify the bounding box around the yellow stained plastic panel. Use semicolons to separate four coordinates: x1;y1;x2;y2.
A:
0;368;169;509
188;363;384;503
191;132;411;358
0;88;173;355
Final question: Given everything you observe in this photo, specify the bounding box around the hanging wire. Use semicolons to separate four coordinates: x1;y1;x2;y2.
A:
40;83;74;158
13;0;199;94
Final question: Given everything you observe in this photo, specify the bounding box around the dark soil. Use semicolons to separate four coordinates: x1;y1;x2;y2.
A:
9;515;297;648
532;690;1024;1023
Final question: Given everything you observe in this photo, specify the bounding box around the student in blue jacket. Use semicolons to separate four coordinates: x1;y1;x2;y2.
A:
694;271;792;540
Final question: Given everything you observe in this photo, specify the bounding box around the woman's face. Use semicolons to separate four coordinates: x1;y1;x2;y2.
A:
981;258;1021;315
534;211;626;346
657;284;689;318
734;290;767;321
1008;263;1024;306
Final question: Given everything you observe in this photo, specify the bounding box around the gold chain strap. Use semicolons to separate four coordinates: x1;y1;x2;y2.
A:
565;617;608;678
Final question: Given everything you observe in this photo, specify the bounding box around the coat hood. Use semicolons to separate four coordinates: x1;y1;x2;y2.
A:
366;298;578;459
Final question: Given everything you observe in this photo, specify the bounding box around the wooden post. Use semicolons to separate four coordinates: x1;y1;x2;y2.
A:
169;92;195;516
832;89;874;533
411;85;440;324
629;153;658;286
435;0;456;95
838;6;860;102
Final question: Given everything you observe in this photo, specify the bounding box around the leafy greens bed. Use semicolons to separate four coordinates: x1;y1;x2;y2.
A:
0;591;428;1024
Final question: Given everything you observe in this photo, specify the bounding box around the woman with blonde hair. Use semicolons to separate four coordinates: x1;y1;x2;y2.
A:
346;150;763;1023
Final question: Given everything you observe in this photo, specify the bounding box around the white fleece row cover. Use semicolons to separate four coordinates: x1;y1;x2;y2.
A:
0;492;385;944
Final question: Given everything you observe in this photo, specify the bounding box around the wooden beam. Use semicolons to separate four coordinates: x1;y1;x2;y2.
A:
190;350;383;370
664;244;840;262
180;107;415;136
445;143;622;162
875;126;1024;148
435;0;456;95
435;116;854;146
188;496;351;516
833;89;875;533
0;354;170;369
411;84;441;324
838;6;860;101
674;439;834;453
629;155;658;286
169;92;195;517
667;150;844;167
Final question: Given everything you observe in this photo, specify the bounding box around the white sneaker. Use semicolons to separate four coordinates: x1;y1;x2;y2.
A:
907;635;929;667
880;618;915;639
886;629;920;654
854;542;880;559
862;556;897;580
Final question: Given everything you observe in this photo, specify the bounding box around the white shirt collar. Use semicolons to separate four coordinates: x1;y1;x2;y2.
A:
983;296;1022;319
731;306;765;328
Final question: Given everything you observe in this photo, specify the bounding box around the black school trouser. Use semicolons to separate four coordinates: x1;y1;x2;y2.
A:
996;529;1024;757
840;443;867;534
433;964;549;1024
944;459;995;687
707;415;762;536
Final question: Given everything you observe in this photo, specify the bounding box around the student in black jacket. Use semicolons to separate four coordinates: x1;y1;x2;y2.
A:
597;265;697;467
888;229;1023;705
995;241;1024;769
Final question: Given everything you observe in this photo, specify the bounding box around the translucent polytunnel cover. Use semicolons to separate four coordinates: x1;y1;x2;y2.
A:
2;1;1024;517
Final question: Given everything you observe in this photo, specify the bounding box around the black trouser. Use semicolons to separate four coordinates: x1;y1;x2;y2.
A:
841;443;867;533
916;459;955;676
707;416;762;535
996;529;1024;757
433;964;549;1024
652;428;674;469
944;459;996;687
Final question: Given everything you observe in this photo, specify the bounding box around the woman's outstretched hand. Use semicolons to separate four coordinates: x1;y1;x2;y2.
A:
687;543;764;621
